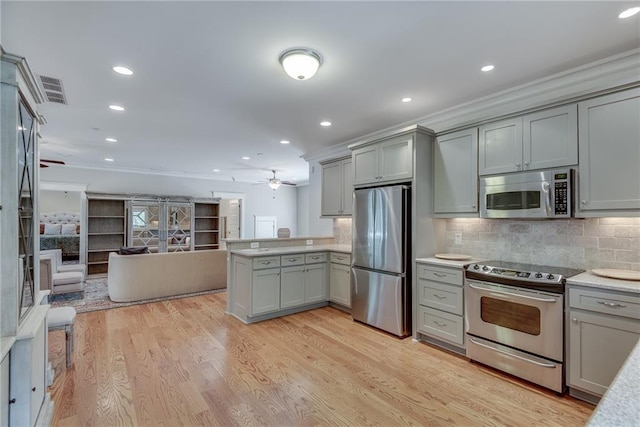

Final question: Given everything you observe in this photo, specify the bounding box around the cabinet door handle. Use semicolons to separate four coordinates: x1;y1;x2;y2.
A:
516;162;521;168
571;318;578;323
311;256;320;260
32;387;36;392
524;161;529;167
261;261;271;265
433;321;447;327
581;200;587;205
286;258;297;262
597;301;626;308
9;398;16;404
433;294;447;299
432;272;446;278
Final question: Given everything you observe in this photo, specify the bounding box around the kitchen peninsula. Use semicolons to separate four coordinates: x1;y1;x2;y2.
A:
225;237;351;323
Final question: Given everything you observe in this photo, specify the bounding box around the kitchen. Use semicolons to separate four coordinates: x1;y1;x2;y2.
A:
228;53;639;423
1;2;639;425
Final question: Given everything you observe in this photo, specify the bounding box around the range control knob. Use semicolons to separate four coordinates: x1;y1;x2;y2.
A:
473;264;480;270
535;273;543;278
482;265;489;271
547;274;555;280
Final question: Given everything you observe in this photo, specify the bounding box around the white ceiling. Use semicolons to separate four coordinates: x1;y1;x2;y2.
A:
2;1;638;185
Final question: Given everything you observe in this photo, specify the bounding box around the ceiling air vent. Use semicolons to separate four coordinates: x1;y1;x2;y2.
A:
36;74;68;105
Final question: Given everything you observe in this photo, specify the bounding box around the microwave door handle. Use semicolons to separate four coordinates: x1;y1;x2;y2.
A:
543;182;552;217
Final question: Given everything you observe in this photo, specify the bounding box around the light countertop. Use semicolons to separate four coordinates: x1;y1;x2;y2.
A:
567;271;640;294
587;340;640;426
416;256;485;269
231;244;351;257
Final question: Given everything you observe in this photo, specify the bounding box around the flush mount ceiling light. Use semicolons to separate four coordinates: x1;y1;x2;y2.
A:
401;97;413;103
481;64;495;72
280;140;290;145
320;121;332;127
105;137;117;142
279;48;322;80
109;104;125;111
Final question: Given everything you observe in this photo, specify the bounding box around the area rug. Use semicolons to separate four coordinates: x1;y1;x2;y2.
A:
49;277;226;313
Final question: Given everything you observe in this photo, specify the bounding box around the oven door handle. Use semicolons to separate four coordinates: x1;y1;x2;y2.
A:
468;283;558;303
468;337;557;368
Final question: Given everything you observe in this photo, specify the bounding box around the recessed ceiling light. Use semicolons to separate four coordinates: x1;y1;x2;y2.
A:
481;65;495;72
242;156;250;160
104;157;114;162
320;121;332;127
402;97;413;103
280;140;290;144
105;138;117;142
109;105;125;111
619;7;640;18
213;169;220;172
112;66;133;76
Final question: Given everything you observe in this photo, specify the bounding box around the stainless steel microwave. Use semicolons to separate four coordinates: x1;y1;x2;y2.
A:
480;168;574;219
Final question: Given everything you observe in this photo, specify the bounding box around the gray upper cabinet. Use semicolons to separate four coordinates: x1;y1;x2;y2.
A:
321;157;353;217
577;88;640;215
479;104;577;175
434;127;478;215
352;134;413;186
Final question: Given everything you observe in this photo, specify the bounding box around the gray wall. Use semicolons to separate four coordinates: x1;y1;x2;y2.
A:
40;166;299;238
296;184;309;237
39;189;82;214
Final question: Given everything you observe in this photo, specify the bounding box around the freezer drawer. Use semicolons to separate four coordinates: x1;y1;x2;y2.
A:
351;267;409;337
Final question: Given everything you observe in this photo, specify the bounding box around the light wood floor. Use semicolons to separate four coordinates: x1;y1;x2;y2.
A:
48;292;594;426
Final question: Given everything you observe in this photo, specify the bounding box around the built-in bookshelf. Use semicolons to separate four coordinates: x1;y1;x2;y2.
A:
193;202;220;250
86;198;126;275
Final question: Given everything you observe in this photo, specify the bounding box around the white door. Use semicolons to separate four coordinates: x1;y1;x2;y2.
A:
254;216;276;238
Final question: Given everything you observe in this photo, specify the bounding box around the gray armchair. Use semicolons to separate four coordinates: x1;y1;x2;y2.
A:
40;254;85;297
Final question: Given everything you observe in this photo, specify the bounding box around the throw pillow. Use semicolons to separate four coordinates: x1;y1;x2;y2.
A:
40;223;45;234
44;223;62;235
119;246;150;255
61;224;77;235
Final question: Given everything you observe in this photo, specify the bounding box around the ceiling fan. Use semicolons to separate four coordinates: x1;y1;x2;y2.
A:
262;170;296;190
40;158;66;168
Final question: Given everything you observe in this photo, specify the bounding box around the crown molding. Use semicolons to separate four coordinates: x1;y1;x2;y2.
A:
304;47;640;160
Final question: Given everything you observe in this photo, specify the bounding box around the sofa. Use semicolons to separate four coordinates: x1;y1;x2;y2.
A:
107;249;227;302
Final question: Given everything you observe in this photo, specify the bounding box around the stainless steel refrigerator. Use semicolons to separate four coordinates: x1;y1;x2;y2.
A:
351;185;410;337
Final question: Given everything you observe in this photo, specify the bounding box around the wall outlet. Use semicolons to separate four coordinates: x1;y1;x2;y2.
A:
454;233;462;245
306;239;313;245
250;242;259;249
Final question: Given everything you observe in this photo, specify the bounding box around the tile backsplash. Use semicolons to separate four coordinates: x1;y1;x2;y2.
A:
333;216;639;270
444;217;640;271
333;218;352;245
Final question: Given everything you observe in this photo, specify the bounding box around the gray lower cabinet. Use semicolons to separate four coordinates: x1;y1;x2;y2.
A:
567;286;640;399
415;262;465;351
231;252;328;322
1;353;8;427
329;252;351;308
10;305;49;427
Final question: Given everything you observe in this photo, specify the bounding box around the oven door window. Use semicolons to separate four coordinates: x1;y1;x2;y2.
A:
480;296;541;335
486;191;541;211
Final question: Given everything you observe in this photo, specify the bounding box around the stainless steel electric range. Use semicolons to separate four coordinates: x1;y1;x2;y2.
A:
464;261;584;393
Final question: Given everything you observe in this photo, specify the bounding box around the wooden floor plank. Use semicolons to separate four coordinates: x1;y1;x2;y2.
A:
48;292;593;426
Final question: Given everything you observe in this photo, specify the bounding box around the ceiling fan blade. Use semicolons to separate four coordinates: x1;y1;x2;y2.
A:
40;158;66;165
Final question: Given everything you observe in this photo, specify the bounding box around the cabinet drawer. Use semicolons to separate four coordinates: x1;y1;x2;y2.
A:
417;264;462;286
418;279;463;315
305;253;327;264
253;257;281;270
281;254;304;266
569;287;640;320
330;252;351;265
416;306;464;346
